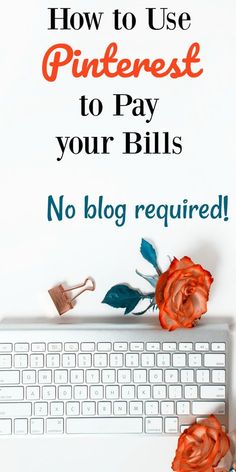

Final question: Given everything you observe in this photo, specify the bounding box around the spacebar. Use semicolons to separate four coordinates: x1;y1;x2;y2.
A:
66;418;142;434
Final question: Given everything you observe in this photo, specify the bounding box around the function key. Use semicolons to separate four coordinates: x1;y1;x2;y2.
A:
48;343;62;352
146;343;160;351
163;343;177;351
179;343;193;351
211;343;225;352
195;343;209;351
31;343;46;352
64;343;79;352
114;342;128;351
97;343;112;352
0;344;12;353
80;343;95;352
15;343;29;352
130;343;144;351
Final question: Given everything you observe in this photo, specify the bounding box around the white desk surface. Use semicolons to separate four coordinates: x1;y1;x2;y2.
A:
0;315;235;472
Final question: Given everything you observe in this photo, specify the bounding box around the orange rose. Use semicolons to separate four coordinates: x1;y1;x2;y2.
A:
155;256;213;331
172;416;230;472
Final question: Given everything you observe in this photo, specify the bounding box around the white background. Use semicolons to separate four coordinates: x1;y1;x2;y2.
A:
0;1;235;471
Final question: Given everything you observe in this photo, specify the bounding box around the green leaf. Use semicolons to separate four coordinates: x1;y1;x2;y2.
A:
102;284;143;315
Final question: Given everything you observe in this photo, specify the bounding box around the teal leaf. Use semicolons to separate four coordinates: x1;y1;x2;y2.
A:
136;269;158;288
102;284;143;315
140;239;159;271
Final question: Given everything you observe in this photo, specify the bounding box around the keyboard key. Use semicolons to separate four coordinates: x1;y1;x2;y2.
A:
200;385;225;399
0;387;23;400
66;402;80;416
141;353;155;367
38;370;52;384
22;370;36;384
114;343;128;351
0;402;31;417
26;386;40;400
98;402;111;416
172;354;186;367
30;418;44;434
125;354;139;367
48;343;62;352
105;386;119;400
31;343;45;352
146;343;160;351
121;385;135;399
30;354;44;368
180;370;194;383
192;401;225;415
169;385;182;399
70;370;83;384
163;343;177;351
34;402;48;416
157;354;170;367
165;417;178;433
196;370;210;383
133;369;147;383
145;402;158;415
212;370;225;383
0;370;20;385
80;343;95;352
78;354;92;368
86;370;100;384
130;343;144;351
14;419;28;435
51;402;64;416
74;386;88;400
153;386;167;399
177;402;190;415
161;402;174;415
185;386;198;399
0;355;12;368
82;402;96;416
90;386;103;400
0;344;12;353
15;343;29;352
58;386;72;400
145;417;162;433
149;369;162;383
46;354;60;368
195;343;209;351
109;354;123;367
54;370;68;384
114;401;127;415
67;418;142;434
212;343;225;351
97;343;112;352
46;418;64;434
0;419;11;435
62;354;76;368
188;354;202;367
204;354;225;367
130;402;143;415
101;369;116;383
137;385;151;399
94;354;108;367
42;386;56;400
165;370;178;383
117;370;131;383
64;343;79;352
179;343;193;351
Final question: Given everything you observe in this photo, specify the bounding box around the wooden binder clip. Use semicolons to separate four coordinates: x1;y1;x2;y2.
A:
48;277;95;315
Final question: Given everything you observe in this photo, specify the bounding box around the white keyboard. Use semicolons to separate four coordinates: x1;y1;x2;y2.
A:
0;323;229;436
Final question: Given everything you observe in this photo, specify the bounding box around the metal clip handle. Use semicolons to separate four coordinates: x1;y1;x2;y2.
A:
64;277;95;301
